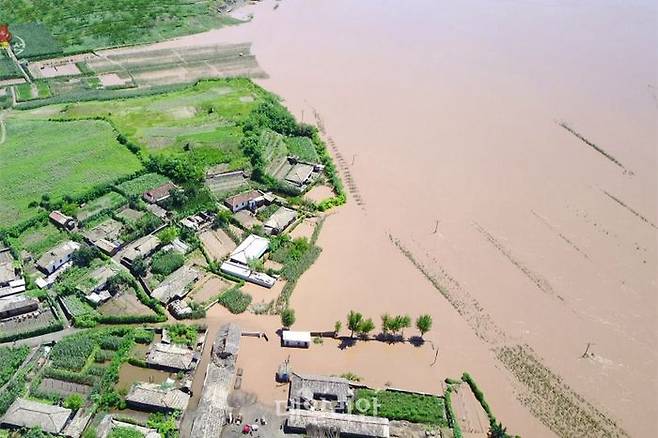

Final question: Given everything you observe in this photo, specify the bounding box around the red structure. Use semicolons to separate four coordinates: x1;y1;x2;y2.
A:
0;24;11;48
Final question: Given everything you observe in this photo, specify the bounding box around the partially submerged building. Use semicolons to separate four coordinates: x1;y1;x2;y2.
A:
286;409;390;438
0;294;39;319
282;330;311;349
190;323;241;438
264;206;297;235
143;182;177;204
151;265;201;304
1;398;72;435
220;261;275;288
125;382;190;413
146;342;197;372
224;190;273;213
49;210;76;230
36;241;80;275
121;234;161;266
288;373;352;412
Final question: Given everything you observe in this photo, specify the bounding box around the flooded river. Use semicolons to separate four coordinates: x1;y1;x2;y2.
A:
156;1;656;436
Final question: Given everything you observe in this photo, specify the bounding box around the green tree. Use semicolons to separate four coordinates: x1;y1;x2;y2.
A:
357;318;375;338
157;226;178;245
72;245;98;267
489;421;508;438
334;320;342;336
281;308;296;328
416;314;433;338
64;393;83;410
131;256;147;277
347;311;363;338
381;313;392;336
213;210;232;229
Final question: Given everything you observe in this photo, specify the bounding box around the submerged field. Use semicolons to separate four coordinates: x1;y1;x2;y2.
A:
0;0;237;55
0;118;142;226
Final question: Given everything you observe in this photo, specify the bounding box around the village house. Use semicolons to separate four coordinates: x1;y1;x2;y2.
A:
264;206;297;235
49;210;76;230
151;265;201;304
0;294;39;319
77;265;118;296
145;203;169;220
36;241;80;275
288;373;353;412
143;182;177;204
83;219;123;255
125;382;190;413
180;211;214;231
224;189;274;213
1;398;72;435
169;299;192;318
220;261;276;288
121;234;161;266
146;342;198;372
286;409;390;438
282;330;312;349
229;234;269;265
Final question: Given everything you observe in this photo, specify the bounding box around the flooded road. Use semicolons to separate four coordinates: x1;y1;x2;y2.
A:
159;1;656;436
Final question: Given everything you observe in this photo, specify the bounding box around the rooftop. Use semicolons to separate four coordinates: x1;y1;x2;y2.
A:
143;182;177;203
146;342;196;371
36;241;80;270
122;234;161;263
49;210;75;226
151;264;201;303
285;163;315;186
286;409;390;438
212;322;241;359
1;398;72;434
282;331;312;344
224;190;263;209
264;206;297;233
289;373;352;405
229;234;269;265
126;382;190;412
0;294;39;314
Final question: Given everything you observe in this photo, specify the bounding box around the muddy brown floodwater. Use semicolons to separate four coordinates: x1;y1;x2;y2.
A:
149;1;657;436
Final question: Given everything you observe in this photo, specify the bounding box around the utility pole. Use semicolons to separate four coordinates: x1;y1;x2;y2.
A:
433;220;439;234
581;342;594;358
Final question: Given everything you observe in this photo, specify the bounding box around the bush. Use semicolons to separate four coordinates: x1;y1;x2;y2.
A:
0;346;29;387
64;393;84;410
165;324;198;347
150;250;184;276
217;287;252;314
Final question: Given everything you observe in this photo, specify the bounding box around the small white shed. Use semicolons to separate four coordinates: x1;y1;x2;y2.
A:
282;330;311;348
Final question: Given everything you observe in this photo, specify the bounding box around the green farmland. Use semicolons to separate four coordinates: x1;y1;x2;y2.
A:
50;79;264;165
0;118;142;227
7;222;67;257
0;0;237;54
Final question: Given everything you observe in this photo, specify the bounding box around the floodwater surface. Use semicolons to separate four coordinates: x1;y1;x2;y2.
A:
152;1;656;436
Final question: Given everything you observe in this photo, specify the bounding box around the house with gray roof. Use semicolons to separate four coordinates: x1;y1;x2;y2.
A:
146;342;197;372
1;398;72;434
0;294;39;318
151;264;201;304
126;382;190;413
286;409;390;438
121;234;161;266
264;206;297;235
289;373;352;412
36;241;80;275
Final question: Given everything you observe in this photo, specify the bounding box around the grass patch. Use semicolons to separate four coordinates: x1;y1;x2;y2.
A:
8;22;62;59
217;286;251;314
7;221;67;257
150;250;184;277
77;191;126;222
353;389;447;426
0;118;142;227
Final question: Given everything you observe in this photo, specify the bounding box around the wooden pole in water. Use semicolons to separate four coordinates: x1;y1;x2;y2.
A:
581;342;594;358
433;220;439;234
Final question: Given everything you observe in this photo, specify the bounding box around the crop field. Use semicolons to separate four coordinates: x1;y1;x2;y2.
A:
50;334;96;371
76;191;126;222
0;51;21;80
116;173;170;197
13;80;52;101
61;295;98;318
0;118;143;227
88;43;264;88
7;222;67;257
47;79;265;163
286;136;319;162
0;346;29;387
354;389;447;425
98;290;155;317
1;1;237;54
